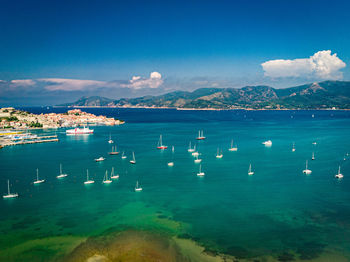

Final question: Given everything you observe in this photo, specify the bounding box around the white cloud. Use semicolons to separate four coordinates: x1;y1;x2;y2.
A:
38;78;107;91
261;50;346;80
123;71;163;89
11;79;36;87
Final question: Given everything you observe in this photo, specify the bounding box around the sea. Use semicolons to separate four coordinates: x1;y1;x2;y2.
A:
1;108;350;261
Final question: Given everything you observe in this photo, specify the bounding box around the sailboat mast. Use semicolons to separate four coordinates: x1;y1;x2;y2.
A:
60;164;62;174
86;169;89;181
7;180;10;194
36;168;39;181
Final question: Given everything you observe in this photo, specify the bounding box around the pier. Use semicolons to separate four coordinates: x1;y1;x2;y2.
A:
0;135;59;147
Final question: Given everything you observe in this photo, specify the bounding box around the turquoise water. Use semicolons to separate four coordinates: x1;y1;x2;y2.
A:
1;108;350;261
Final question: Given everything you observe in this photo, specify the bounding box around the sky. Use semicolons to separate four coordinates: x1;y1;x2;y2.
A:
0;0;350;105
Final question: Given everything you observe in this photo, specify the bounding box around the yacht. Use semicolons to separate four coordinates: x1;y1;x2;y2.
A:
110;167;119;179
216;148;223;159
157;135;168;149
188;142;195;153
167;162;174;167
108;146;119;155
191;150;199;157
95;157;105;162
311;152;315;160
3;180;18;199
102;170;112;184
248;164;254;176
194;155;202;163
84;169;95;184
57;163;68;179
335;166;344;179
108;134;114;144
262;140;272;146
197;164;205;176
135;181;143;191
302;160;312;175
196;130;206;140
34;168;45;184
130;151;136;164
228;140;238;151
292;143;295;152
66;126;94;135
121;151;127;159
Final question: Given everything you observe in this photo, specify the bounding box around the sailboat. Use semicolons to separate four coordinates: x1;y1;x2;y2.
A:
57;163;68;179
121;151;127;159
108;133;114;144
191;149;199;157
228;140;238;151
302;160;312;174
335;166;344;179
311;152;315;160
188;142;195;153
197;164;205;176
108;145;120;155
172;146;175;153
157;134;168;149
216;148;223;158
262;140;272;146
95;156;105;162
3;180;18;199
196;130;206;140
84;169;95;184
135;181;143;191
102;170;112;184
167;162;174;167
110;167;119;179
292;143;296;152
130;151;136;164
34;168;45;184
194;154;202;163
248;163;254;175
168;146;175;166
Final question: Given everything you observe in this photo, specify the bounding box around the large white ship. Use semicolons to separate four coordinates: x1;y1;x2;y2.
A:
66;126;94;135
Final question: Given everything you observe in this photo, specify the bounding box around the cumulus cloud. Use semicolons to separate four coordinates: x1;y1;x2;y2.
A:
123;71;163;89
261;50;346;80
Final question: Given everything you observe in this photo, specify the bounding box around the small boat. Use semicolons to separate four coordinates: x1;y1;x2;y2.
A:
130;151;136;164
192;151;199;157
188;142;195;153
248;163;254;175
135;181;143;191
95;157;105;162
197;164;205;176
196;130;206;140
102;170;112;184
57;163;68;179
121;151;127;159
262;140;272;146
335;166;344;179
167;162;174;167
3;180;18;199
292;143;296;152
311;152;315;160
84;169;95;184
228;140;238;151
172;146;175;153
157;135;168;149
302;160;312;175
312;142;317;145
108;146;119;155
194;155;202;163
110;167;119;179
216;148;223;159
66;126;94;135
108;133;114;144
34;168;45;184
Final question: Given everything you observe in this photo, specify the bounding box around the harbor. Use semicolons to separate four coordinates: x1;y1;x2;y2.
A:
0;134;58;147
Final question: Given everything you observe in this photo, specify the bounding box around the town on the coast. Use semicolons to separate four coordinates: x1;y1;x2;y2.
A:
0;107;124;148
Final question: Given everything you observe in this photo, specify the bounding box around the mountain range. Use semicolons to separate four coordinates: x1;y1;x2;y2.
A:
59;80;350;109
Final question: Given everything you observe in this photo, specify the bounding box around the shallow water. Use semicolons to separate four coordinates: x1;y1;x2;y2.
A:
1;108;350;261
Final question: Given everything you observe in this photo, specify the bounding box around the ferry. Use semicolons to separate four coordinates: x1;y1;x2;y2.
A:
66;126;94;135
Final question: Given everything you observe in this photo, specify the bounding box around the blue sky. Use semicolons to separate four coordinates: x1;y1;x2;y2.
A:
1;0;350;105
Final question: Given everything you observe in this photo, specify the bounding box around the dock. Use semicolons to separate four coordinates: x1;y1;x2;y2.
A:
0;135;59;147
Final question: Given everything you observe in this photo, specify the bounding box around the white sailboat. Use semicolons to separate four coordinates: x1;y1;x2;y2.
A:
34;168;45;184
157;134;168;149
167;162;174;167
311;152;315;160
228;140;238;151
110;167;119;179
216;148;223;159
292;143;296;152
194;154;202;163
84;169;95;184
121;151;127;159
102;170;112;184
108;133;114;144
3;180;18;199
248;163;254;175
188;142;195;153
95;156;105;162
57;163;68;179
130;151;136;164
302;160;312;174
262;140;272;147
335;166;344;179
197;164;205;176
135;181;143;191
